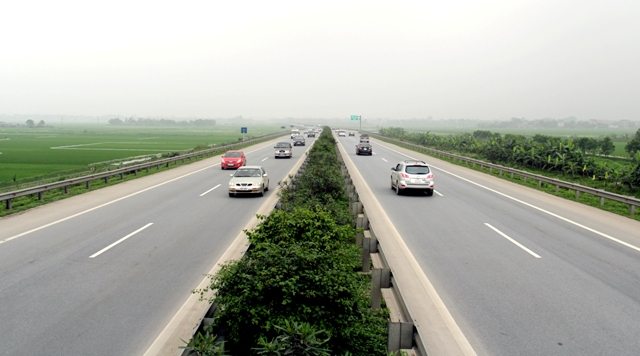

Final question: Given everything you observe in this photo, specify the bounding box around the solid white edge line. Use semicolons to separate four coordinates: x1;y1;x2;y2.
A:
0;141;282;245
375;141;640;254
485;223;541;258
89;223;153;258
199;184;221;197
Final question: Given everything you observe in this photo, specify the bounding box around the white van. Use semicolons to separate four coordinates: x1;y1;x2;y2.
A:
290;129;300;139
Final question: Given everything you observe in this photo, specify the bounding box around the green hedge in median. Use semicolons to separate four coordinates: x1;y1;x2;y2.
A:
194;128;388;355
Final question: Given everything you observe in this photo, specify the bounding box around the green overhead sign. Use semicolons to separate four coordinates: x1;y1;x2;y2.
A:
350;115;359;120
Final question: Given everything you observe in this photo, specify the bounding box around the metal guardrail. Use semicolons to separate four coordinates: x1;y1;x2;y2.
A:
370;133;639;216
338;151;429;355
1;132;286;210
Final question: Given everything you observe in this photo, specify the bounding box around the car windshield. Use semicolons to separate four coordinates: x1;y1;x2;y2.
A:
224;152;241;157
276;143;290;148
235;169;262;177
406;166;430;174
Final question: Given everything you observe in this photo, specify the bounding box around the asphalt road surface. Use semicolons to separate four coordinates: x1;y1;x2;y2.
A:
0;136;313;356
337;135;640;356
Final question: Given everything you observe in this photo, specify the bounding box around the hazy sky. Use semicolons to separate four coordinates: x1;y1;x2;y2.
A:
2;0;639;120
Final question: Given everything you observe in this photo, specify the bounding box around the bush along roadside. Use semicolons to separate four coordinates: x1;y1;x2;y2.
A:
189;128;390;355
373;130;640;221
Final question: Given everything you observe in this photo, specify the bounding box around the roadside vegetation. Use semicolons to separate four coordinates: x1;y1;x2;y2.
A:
0;132;283;218
376;127;640;221
0;125;282;187
191;128;389;355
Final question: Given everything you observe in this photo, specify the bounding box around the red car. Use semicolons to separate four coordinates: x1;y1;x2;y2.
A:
221;150;246;169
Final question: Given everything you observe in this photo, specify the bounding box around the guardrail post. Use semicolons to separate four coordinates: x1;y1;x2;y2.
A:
134;170;138;176
631;205;636;215
104;177;109;184
86;181;91;189
555;185;559;193
6;198;12;209
370;267;391;310
511;172;514;179
64;186;69;194
387;322;415;353
38;192;43;201
538;180;542;187
600;197;605;206
362;236;371;272
575;190;580;199
523;176;527;183
146;167;149;173
499;170;503;176
490;167;492;173
156;165;160;170
120;173;124;180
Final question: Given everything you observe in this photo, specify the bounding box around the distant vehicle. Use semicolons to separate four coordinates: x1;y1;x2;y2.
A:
307;131;316;138
338;131;346;137
348;132;355;136
274;141;293;158
355;143;372;155
290;129;300;139
390;160;434;196
228;165;269;197
359;134;369;143
221;150;246;170
293;135;306;146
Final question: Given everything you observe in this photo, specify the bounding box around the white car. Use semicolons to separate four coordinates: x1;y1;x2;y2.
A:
338;131;346;137
228;166;269;197
390;160;434;196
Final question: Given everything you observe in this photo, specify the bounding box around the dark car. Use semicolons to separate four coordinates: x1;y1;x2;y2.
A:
356;143;372;155
293;135;306;146
307;131;316;138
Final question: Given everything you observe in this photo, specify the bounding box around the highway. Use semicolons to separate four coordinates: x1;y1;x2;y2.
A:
0;136;313;356
337;135;640;356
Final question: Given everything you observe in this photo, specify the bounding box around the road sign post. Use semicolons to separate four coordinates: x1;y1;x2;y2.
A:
350;115;361;131
241;127;247;141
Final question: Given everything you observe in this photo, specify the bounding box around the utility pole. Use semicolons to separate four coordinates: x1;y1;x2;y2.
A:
359;115;362;132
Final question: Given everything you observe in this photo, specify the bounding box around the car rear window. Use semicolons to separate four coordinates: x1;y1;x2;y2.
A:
359;143;371;147
225;152;241;157
405;166;430;174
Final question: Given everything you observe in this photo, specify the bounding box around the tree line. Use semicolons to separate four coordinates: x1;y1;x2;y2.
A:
379;127;640;193
107;118;216;126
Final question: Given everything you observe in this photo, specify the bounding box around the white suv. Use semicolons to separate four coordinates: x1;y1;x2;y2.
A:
390;160;434;196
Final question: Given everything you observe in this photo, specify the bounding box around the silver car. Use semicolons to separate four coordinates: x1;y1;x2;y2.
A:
390;160;434;196
274;141;293;158
228;165;269;197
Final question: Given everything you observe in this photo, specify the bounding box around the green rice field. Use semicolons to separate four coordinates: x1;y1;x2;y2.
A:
0;124;282;186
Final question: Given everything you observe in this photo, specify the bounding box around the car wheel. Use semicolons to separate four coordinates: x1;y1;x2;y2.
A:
426;189;434;196
391;179;394;190
395;183;402;195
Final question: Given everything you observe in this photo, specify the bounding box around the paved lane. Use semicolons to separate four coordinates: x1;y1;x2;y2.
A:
338;135;640;356
0;136;313;356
